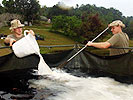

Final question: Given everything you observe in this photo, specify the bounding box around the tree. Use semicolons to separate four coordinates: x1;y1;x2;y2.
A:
39;5;49;17
51;15;81;38
0;4;4;14
47;4;69;19
2;0;40;22
52;15;66;30
124;20;133;39
15;0;40;22
2;0;15;13
77;13;106;43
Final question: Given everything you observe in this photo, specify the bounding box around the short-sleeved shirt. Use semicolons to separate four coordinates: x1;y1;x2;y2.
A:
107;32;129;56
7;34;24;41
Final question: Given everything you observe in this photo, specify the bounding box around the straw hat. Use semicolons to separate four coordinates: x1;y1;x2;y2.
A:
9;19;24;30
109;20;125;28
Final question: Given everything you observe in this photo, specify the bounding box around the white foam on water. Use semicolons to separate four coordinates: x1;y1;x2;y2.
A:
30;68;133;100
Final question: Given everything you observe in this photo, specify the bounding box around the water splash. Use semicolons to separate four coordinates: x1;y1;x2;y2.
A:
30;68;133;100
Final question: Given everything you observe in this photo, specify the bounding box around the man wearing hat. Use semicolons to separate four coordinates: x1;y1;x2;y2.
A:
4;19;35;46
87;20;129;56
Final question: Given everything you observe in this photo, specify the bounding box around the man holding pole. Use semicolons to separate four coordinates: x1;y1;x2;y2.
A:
87;20;129;56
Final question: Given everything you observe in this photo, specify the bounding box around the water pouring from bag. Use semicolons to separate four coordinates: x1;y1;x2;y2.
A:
12;30;53;75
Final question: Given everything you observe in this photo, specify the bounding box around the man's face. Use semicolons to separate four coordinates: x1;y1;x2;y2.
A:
14;27;23;35
110;26;121;34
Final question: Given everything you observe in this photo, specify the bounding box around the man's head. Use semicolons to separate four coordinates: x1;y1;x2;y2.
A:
10;19;24;34
109;20;125;34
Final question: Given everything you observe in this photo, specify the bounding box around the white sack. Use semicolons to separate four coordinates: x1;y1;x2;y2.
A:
12;33;53;75
12;33;39;57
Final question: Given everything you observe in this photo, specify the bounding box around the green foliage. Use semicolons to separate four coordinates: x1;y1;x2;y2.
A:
51;15;81;38
76;13;106;43
124;20;133;39
68;4;124;24
0;4;4;14
2;0;15;13
63;16;81;37
51;14;107;43
47;5;69;19
51;15;65;30
39;6;49;17
2;0;40;22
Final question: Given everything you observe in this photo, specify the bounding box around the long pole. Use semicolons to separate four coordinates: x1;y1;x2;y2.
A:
57;27;109;69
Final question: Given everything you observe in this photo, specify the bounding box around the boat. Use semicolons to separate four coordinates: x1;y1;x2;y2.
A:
0;45;133;85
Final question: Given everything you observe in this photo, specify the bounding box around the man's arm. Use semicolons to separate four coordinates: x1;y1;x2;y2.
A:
4;38;16;46
87;41;111;49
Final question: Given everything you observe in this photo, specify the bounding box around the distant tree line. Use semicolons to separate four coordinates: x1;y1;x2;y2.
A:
47;3;133;42
0;0;40;23
0;1;133;41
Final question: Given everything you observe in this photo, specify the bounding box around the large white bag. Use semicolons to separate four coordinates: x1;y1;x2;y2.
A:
12;33;39;57
12;31;53;75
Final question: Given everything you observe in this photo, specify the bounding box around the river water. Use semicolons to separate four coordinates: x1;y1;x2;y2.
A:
1;68;133;100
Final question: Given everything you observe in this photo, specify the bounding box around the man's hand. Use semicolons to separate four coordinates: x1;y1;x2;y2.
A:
29;30;35;36
10;38;16;46
24;30;35;36
86;41;93;46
